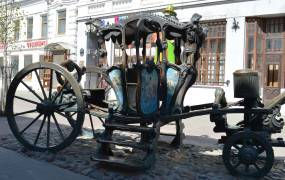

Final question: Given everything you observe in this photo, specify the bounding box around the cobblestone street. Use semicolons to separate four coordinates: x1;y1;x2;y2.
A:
1;114;285;180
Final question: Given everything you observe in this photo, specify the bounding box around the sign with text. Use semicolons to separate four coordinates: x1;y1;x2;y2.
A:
0;40;47;51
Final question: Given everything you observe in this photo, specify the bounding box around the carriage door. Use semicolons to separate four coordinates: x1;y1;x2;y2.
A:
262;18;284;102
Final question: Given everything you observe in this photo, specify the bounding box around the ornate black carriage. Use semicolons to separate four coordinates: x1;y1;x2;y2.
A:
5;13;285;178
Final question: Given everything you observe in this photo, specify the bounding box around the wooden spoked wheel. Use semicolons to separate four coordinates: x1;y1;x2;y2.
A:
222;131;274;178
6;62;85;152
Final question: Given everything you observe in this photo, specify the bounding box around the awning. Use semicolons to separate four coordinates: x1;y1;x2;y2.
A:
44;42;75;51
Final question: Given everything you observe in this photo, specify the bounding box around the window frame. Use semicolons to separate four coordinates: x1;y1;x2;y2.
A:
14;20;20;41
245;17;285;88
41;14;48;38
26;17;33;39
57;10;66;35
196;20;227;86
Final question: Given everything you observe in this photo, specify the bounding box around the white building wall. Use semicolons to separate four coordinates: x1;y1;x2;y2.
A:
77;0;285;105
1;0;284;105
0;0;79;92
47;1;78;61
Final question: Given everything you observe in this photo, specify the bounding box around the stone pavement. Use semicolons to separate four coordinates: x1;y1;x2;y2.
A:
1;113;285;180
0;147;92;180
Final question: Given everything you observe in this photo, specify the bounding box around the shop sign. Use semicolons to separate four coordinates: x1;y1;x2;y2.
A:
0;40;47;51
26;40;47;48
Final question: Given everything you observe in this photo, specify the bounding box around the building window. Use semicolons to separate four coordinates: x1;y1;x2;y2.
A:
41;15;48;38
24;55;33;79
11;56;19;78
27;17;33;39
14;20;20;41
267;64;279;87
197;21;226;86
57;10;66;34
246;17;284;88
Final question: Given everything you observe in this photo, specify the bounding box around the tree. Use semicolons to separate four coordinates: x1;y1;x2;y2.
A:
0;0;23;115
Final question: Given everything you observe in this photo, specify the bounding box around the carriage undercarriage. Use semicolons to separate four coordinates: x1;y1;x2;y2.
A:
5;13;285;178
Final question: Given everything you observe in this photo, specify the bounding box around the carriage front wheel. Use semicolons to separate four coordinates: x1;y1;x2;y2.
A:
222;131;274;178
6;62;85;152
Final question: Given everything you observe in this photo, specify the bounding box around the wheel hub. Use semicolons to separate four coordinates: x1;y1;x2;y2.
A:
36;100;56;115
238;146;258;164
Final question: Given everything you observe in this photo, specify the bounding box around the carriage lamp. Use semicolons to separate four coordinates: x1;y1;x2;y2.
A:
85;18;102;33
85;19;97;33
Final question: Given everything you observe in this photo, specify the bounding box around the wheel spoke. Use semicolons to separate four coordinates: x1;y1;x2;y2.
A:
56;101;77;110
256;146;264;154
34;115;47;145
51;113;65;141
245;164;250;173
253;163;261;171
47;115;50;148
55;111;76;128
257;156;267;161
233;144;241;150
48;69;53;99
35;70;47;100
89;113;96;138
232;161;241;169
52;81;67;104
20;113;42;135
15;96;39;105
21;81;44;102
15;109;37;117
98;117;104;124
230;151;238;158
242;138;248;146
70;112;77;117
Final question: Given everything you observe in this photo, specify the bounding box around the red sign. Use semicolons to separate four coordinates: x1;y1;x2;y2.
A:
0;40;47;50
26;40;47;48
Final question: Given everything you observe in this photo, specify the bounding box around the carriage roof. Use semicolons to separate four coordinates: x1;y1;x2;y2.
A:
99;13;201;45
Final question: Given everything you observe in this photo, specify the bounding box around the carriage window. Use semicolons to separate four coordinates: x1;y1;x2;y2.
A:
197;21;226;86
267;64;279;87
114;44;123;65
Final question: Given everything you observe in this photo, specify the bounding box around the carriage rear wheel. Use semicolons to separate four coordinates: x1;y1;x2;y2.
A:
6;62;85;152
222;131;274;178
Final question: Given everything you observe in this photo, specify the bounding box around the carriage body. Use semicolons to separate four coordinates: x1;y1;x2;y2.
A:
5;13;285;178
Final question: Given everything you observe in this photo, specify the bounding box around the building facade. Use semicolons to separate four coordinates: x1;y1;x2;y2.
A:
1;0;285;105
0;0;78;90
77;0;285;105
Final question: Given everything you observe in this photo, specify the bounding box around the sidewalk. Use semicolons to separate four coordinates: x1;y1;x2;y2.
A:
0;147;92;180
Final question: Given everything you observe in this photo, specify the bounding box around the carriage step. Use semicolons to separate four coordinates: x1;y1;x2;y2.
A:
91;154;149;170
97;138;152;150
104;123;155;133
